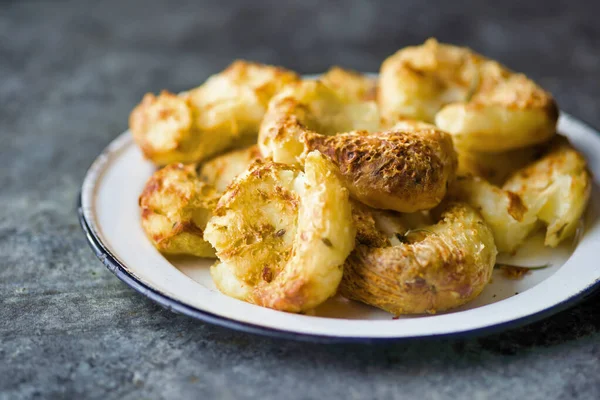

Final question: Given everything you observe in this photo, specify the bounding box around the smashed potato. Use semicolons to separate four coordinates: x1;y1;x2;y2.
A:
139;164;219;257
258;79;380;164
504;139;591;247
204;151;356;312
449;176;538;253
199;145;262;193
320;66;377;102
302;125;457;212
340;202;497;315
130;61;299;165
379;38;558;152
263;108;457;213
132;46;592;318
450;139;591;251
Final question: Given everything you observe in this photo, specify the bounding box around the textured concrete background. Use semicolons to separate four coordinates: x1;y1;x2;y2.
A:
1;0;599;399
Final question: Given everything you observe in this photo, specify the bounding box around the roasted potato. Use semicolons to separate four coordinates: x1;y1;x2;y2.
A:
379;38;558;152
302;126;457;212
139;164;219;257
340;202;497;315
204;151;356;312
258;79;380;164
450;139;591;251
503;139;591;247
199;145;262;193
131;61;299;165
320;66;377;102
448;175;539;253
133;50;591;319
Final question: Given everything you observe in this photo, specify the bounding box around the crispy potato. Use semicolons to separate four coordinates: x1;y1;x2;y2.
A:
320;66;377;102
139;164;219;257
130;61;299;165
379;38;558;152
503;139;591;247
302;126;457;212
450;139;591;251
448;176;539;253
393;118;542;186
204;151;356;312
198;145;262;193
340;202;497;315
258;79;380;164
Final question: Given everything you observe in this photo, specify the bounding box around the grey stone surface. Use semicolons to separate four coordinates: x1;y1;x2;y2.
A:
1;0;599;398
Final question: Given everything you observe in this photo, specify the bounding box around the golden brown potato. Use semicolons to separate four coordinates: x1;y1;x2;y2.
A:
320;66;377;102
258;79;380;164
503;139;591;247
131;61;299;165
139;164;219;257
198;145;262;193
204;151;356;312
379;38;558;152
340;202;497;315
450;139;591;251
302;126;457;212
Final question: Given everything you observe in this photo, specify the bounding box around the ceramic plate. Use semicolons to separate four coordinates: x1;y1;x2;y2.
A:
79;102;600;341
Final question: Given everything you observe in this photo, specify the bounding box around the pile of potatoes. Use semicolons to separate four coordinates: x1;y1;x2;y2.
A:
132;40;591;316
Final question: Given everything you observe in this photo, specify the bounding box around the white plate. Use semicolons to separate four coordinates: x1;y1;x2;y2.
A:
79;113;600;341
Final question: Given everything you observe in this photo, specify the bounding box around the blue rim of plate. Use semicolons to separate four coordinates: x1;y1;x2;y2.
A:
78;112;600;343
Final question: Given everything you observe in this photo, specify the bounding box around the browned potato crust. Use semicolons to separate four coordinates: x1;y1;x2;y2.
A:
340;202;497;315
302;126;457;212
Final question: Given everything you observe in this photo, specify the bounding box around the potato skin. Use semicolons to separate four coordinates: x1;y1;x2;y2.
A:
131;61;299;166
340;202;497;315
204;151;356;312
139;163;219;257
303;126;457;212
